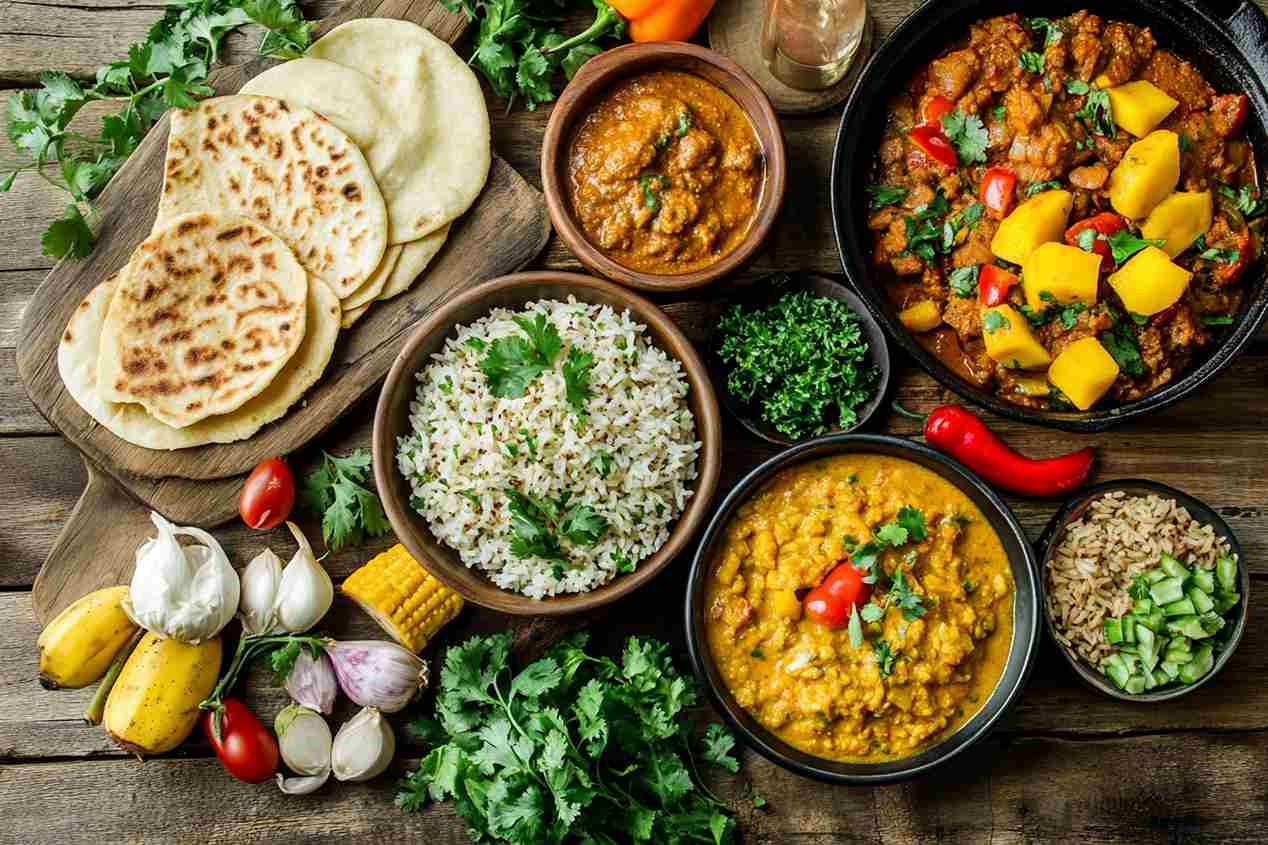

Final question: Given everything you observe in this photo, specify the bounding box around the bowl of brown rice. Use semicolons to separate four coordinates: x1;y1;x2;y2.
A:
1039;480;1249;701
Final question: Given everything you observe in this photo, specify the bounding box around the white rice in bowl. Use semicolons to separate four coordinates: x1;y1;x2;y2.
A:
1046;491;1236;666
396;297;701;599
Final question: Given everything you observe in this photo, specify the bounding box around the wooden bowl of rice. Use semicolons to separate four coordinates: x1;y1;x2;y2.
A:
1038;480;1249;702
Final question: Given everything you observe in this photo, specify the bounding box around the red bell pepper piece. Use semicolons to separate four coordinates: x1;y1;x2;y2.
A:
1065;212;1128;271
922;95;956;125
1210;94;1249;138
979;166;1018;219
908;123;958;170
978;264;1019;306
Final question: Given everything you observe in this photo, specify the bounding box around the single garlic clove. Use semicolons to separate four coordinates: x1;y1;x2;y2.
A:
284;650;338;714
331;706;395;782
275;704;333;776
238;548;284;636
327;640;428;713
276;770;330;795
274;522;334;634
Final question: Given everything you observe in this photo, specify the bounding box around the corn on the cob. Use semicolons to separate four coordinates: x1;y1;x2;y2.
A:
341;545;463;653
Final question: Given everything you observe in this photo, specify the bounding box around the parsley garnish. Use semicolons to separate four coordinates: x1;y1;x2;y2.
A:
901;189;952;263
1019;51;1046;75
610;548;635;573
1068;81;1114;136
1026;16;1064;47
561;346;595;415
873;639;897;678
1100;314;1145;377
639;174;670;212
1025;179;1065;198
505;488;609;560
982;310;1010;334
675;108;693;138
941;110;989;164
589;451;614;479
1058;302;1087;329
3;0;314;259
1105;230;1164;264
889;569;927;621
1202;314;1235;326
942;202;985;252
398;633;739;843
867;184;909;209
949;265;980;298
716;284;880;439
478;312;563;398
1218;183;1267;219
299;449;391;551
1200;246;1241;264
992;104;1007;122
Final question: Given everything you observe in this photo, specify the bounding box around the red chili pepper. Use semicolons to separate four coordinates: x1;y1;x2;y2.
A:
1065;212;1128;272
803;560;873;629
979;166;1018;219
978;264;1019;306
898;404;1095;498
922;95;956;125
908;123;958;170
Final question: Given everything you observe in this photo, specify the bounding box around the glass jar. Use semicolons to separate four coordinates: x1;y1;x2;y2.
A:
760;0;868;91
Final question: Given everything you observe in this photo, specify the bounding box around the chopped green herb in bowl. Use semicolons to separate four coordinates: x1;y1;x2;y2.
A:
712;275;887;443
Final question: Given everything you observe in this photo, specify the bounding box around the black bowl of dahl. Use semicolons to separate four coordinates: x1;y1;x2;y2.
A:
684;434;1041;784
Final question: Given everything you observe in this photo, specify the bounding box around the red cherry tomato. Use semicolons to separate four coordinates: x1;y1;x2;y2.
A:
908;123;958;170
978;264;1019;307
922;95;956;125
1065;212;1128;272
239;457;295;529
979;166;1018;219
803;561;873;629
202;698;279;784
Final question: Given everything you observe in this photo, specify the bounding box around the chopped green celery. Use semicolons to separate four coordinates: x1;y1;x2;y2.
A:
1122;616;1136;644
1136;625;1158;672
1139;608;1166;633
1120;652;1141;674
1143;568;1168;584
1199;611;1226;636
1192;568;1216;595
1216;557;1238;593
1133;597;1154;616
1159;553;1188;580
1103;653;1131;689
1178;644;1214;684
1124;674;1147;694
1187;586;1215;614
1149;576;1185;605
1167;615;1210;639
1142;667;1160;690
1160;660;1182;680
1164;637;1194;664
1162;597;1196;617
1104;617;1124;644
1214;593;1241;614
1116;643;1139;655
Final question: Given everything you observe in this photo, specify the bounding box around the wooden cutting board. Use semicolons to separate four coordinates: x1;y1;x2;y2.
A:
22;0;552;623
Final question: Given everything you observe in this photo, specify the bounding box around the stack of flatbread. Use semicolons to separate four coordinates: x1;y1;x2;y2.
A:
58;20;491;450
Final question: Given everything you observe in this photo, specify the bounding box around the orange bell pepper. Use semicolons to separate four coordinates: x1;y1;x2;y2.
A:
609;0;718;43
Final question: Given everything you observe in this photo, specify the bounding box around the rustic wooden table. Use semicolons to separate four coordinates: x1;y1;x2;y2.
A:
3;1;1268;842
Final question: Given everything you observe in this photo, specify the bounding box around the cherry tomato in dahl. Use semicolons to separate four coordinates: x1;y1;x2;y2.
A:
239;457;295;529
202;698;279;784
803;560;873;629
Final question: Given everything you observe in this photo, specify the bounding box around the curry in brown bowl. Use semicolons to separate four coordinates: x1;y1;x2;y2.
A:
867;10;1262;412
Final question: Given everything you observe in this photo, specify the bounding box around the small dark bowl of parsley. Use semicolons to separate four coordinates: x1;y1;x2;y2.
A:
709;273;891;445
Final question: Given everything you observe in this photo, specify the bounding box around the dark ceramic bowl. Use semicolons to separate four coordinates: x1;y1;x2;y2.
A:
706;273;892;446
1036;479;1250;702
684;434;1041;784
831;0;1268;431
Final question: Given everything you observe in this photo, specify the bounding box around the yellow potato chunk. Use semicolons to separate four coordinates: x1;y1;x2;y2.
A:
1109;130;1180;219
982;305;1052;370
1022;242;1102;311
990;190;1073;265
898;300;942;333
1048;337;1121;410
1140;191;1213;258
1106;81;1180;138
1108;246;1193;316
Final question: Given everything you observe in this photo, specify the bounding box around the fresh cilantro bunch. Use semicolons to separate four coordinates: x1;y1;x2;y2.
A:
299;449;392;550
717;281;881;439
442;0;626;110
398;632;740;845
504;488;608;562
477;311;595;415
2;0;313;259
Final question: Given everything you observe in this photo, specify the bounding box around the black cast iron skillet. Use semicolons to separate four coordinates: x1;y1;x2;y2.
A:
684;434;1041;784
831;0;1268;432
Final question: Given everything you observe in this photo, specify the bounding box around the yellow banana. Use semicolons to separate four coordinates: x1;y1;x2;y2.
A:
37;586;138;689
104;632;222;756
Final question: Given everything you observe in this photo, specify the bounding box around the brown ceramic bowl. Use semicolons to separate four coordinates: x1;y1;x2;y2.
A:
372;271;723;615
542;42;787;292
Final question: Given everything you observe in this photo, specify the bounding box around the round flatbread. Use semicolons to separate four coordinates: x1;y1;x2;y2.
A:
157;94;387;296
97;212;308;428
307;19;490;242
342;244;402;310
377;225;450;302
341;300;372;330
61;274;341;450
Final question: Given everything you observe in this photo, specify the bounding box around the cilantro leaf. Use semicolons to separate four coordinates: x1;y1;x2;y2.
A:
1101;315;1145;377
558;503;609;547
874;522;908;547
1071;87;1115;136
1218;183;1268;219
1019;51;1045;75
700;724;739;773
1027;17;1064;47
1105;230;1163;264
561;346;595;415
896;506;928;542
948;265;980;298
860;602;885;623
1025;179;1065;198
867;184;908;208
940;110;989;164
873;639;897;678
589;450;614;479
479;312;562;397
889;569;927;621
299;449;390;550
41;203;94;259
983;310;1011;334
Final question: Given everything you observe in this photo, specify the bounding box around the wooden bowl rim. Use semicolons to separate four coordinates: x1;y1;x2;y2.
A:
372;270;723;616
541;41;788;292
